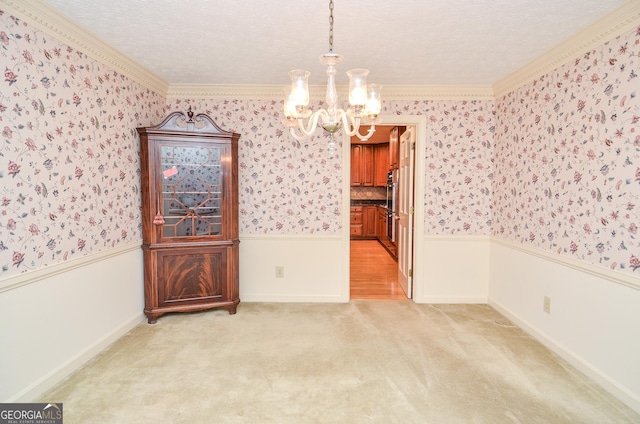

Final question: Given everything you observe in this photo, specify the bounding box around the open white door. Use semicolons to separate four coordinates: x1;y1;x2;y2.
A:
397;127;415;298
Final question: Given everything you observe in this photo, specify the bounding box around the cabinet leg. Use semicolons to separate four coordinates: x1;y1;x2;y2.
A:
145;311;159;324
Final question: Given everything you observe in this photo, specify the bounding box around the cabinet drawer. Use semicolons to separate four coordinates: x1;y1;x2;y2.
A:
350;214;363;225
350;225;363;236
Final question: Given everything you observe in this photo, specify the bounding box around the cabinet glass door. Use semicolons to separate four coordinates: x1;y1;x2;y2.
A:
159;143;223;238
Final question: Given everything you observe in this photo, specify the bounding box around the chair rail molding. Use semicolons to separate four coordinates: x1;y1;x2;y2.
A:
0;242;142;294
491;236;640;291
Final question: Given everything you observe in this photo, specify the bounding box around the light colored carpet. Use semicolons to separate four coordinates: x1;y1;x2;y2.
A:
40;302;638;423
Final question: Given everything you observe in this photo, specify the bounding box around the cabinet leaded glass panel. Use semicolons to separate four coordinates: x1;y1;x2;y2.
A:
160;144;223;237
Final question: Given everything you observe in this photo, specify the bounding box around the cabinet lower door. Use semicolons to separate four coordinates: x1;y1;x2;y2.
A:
143;244;239;323
157;247;228;306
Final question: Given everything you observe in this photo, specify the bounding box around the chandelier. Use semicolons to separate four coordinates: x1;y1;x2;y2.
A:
283;0;382;155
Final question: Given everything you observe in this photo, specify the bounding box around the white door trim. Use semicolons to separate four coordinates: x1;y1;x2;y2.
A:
398;126;416;298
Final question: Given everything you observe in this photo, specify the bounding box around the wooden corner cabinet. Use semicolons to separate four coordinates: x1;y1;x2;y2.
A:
137;108;240;324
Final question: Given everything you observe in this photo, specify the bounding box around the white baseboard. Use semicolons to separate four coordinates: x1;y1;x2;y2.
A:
241;295;346;303
489;298;640;414
421;296;488;304
9;313;145;403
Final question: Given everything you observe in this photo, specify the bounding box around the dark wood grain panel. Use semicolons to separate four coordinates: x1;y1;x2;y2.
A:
159;250;225;304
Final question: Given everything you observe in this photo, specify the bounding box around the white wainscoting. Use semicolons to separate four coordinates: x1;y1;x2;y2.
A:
239;235;347;303
4;234;639;413
417;235;490;304
489;238;640;414
0;244;145;402
238;234;492;305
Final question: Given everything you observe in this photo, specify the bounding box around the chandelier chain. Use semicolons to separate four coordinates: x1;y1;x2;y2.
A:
329;0;334;52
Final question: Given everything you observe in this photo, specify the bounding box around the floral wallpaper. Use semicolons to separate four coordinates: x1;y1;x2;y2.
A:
418;100;495;234
492;26;640;274
1;6;637;280
166;99;345;235
166;99;495;236
0;10;165;277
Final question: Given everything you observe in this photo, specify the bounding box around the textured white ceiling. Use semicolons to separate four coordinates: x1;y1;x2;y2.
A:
41;0;626;87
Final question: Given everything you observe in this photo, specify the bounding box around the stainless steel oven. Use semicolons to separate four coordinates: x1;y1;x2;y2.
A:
386;171;392;210
386;170;398;242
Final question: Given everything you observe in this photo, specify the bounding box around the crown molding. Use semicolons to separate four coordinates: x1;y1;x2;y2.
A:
378;85;495;101
166;84;287;100
166;83;495;101
2;0;637;102
0;0;169;95
493;0;640;98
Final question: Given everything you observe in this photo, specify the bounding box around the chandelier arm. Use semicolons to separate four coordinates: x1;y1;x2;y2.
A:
337;110;356;136
288;126;306;141
336;111;376;141
296;109;330;136
353;122;376;141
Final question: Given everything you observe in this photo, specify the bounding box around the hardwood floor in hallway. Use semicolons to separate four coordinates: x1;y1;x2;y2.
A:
350;240;409;301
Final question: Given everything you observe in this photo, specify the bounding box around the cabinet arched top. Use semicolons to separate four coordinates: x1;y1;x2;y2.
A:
137;107;239;140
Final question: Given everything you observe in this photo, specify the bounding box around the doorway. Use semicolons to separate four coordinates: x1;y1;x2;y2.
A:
348;123;419;301
350;239;407;300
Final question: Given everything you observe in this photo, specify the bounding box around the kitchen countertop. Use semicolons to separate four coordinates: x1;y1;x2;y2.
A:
351;199;387;209
350;199;386;206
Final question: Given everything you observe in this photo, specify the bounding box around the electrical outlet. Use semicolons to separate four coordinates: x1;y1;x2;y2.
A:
275;266;284;278
543;296;551;314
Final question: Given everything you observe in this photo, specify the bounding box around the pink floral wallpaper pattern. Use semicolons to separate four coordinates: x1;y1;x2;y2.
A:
492;26;640;274
419;100;494;234
0;11;165;277
165;99;345;235
165;99;495;237
1;6;638;279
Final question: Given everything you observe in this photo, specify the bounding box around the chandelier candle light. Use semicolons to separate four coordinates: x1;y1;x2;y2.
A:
283;0;382;155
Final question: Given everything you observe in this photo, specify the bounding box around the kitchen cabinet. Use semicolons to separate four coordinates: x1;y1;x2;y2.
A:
137;108;240;324
374;143;389;187
350;205;377;239
352;143;389;187
364;206;377;238
389;126;406;171
350;206;363;237
350;144;375;186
